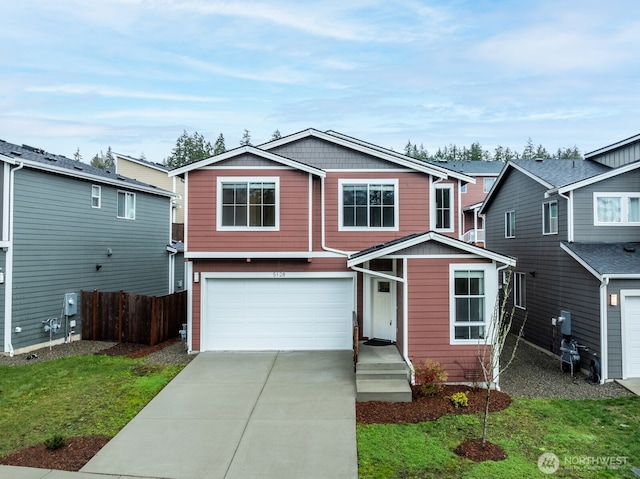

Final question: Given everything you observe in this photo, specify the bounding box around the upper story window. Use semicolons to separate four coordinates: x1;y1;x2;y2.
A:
483;178;496;193
594;193;640;225
117;191;136;220
460;183;467;194
542;201;558;235
505;210;516;238
434;184;454;231
91;185;101;208
339;179;398;230
218;177;278;230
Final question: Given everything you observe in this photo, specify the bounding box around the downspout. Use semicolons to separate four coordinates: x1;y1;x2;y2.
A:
4;162;24;356
320;176;349;256
599;276;609;383
558;190;573;242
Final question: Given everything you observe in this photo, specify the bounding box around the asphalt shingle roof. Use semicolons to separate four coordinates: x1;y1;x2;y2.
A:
512;158;610;188
0;140;167;193
427;160;504;175
563;241;640;275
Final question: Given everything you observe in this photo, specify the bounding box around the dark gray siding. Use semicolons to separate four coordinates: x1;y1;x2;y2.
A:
573;168;640;242
589;142;640;168
10;168;171;350
0;251;5;347
215;153;281;168
393;241;471;256
270;137;401;170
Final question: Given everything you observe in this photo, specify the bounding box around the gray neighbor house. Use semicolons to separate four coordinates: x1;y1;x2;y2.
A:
480;133;640;382
0;140;177;355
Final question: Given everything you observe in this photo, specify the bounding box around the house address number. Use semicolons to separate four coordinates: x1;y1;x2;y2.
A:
272;272;286;278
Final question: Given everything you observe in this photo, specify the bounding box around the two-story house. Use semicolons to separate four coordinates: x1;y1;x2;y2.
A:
480;133;640;382
171;129;515;384
0;141;176;355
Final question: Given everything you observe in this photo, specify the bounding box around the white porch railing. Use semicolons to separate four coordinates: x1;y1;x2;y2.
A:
462;229;485;243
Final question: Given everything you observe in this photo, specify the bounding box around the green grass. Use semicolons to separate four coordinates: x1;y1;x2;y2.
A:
0;355;184;457
358;396;640;478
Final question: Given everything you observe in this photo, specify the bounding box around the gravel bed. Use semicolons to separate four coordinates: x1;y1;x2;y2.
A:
500;335;633;399
0;339;196;366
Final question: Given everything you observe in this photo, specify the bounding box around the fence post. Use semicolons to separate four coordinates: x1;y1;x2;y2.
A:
92;289;98;341
150;296;158;346
118;290;124;343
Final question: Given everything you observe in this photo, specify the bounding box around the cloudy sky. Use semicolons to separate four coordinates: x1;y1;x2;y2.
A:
1;0;639;162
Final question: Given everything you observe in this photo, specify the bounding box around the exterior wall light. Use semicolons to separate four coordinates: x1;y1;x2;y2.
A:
609;293;618;307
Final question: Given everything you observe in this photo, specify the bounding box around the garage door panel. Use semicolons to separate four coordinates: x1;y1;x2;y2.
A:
203;277;353;351
623;295;640;378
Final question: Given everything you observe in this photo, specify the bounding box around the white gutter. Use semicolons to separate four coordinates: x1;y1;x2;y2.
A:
4;162;24;356
599;277;609;383
558;190;574;242
320;176;349;256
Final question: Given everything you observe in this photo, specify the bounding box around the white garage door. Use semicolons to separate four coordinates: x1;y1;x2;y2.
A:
202;277;354;350
623;293;640;378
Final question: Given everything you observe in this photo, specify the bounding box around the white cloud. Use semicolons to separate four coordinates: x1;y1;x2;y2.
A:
26;85;225;103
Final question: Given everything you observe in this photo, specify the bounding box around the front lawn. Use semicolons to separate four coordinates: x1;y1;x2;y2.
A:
358;395;640;478
0;354;184;458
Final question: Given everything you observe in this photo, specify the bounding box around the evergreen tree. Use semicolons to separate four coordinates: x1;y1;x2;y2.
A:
73;147;82;162
214;133;226;155
240;129;252;146
271;129;282;140
165;130;214;168
90;147;115;169
521;138;536;159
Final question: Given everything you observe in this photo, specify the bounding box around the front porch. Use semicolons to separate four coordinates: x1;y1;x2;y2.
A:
355;341;412;402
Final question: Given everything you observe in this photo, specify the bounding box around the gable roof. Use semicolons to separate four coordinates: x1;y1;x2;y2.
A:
0;140;174;197
561;241;640;279
169;144;326;178
260;129;474;182
427;160;504;176
347;230;516;267
585;132;640;158
115;153;170;173
480;158;611;214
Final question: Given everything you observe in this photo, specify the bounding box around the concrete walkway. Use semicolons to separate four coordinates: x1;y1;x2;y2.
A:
616;378;640;395
2;350;358;479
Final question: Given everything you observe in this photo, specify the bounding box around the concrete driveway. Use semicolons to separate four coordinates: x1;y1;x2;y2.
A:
81;350;357;479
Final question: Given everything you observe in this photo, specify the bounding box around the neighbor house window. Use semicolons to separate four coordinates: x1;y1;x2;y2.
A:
460;183;467;193
434;184;454;231
514;272;526;309
543;201;558;234
339;180;398;230
594;193;640;225
117;191;135;219
452;269;486;341
218;177;278;229
483;178;496;193
505;210;515;238
91;185;101;208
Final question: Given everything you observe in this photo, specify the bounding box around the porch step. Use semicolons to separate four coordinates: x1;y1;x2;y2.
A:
356;379;412;403
356;369;409;380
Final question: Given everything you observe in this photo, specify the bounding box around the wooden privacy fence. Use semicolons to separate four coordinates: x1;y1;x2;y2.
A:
81;290;187;345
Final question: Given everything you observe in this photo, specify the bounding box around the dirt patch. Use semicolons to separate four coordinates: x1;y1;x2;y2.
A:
454;438;507;462
0;436;110;471
96;338;181;358
356;385;511;424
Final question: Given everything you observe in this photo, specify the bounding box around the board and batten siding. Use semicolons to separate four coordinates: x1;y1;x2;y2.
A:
10;168;172;350
572;168;640;243
589;141;640;169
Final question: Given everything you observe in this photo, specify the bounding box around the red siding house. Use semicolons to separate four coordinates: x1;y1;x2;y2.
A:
170;129;515;384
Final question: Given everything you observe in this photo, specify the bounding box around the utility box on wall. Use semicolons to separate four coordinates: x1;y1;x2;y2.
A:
64;292;78;316
560;310;572;336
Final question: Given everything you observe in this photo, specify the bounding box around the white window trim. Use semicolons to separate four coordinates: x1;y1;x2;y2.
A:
216;177;280;231
117;190;136;220
593;192;640;226
514;272;526;310
505;210;515;238
449;263;497;345
91;185;101;209
338;178;399;232
542;200;558;235
432;183;455;232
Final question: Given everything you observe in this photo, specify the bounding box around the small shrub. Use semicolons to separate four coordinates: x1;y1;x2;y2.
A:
450;391;469;408
44;433;66;450
414;359;448;397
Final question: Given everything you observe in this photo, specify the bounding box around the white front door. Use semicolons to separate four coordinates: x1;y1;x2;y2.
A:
622;292;640;378
372;278;396;341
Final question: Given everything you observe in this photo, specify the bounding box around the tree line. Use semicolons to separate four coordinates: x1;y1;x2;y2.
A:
81;130;582;170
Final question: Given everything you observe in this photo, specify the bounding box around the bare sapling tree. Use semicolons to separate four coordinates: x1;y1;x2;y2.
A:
477;270;526;449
